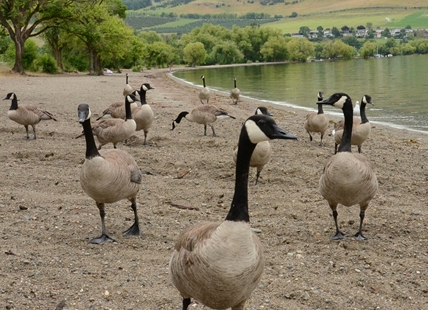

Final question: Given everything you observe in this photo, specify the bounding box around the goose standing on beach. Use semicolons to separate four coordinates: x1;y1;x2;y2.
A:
77;103;143;244
4;92;57;140
169;114;297;310
333;95;374;154
233;107;273;185
171;104;235;137
132;83;155;145
304;91;329;146
318;93;378;240
198;75;210;104
230;77;240;104
77;94;139;149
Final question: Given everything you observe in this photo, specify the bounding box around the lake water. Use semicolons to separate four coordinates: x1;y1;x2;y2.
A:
173;54;428;134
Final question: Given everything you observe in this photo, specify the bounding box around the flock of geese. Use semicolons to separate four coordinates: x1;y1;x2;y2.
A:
4;72;379;310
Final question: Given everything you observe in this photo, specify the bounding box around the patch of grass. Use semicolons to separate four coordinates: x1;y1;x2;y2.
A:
386;11;428;27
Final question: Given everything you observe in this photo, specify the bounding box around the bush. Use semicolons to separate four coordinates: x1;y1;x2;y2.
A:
37;54;58;74
4;39;39;70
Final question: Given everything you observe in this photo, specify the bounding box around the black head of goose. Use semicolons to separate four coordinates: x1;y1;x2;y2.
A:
169;114;297;309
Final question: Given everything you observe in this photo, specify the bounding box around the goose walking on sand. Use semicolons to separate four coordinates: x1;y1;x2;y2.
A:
318;93;378;240
230;77;241;104
77;103;143;244
171;104;235;137
304;91;329;146
4;92;57;140
233;107;273;185
132;83;155;145
198;75;210;104
169;113;297;309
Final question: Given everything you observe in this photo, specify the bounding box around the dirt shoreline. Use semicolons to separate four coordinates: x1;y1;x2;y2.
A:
0;67;427;309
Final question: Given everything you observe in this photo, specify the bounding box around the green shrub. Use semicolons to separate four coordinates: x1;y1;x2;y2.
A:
37;54;58;74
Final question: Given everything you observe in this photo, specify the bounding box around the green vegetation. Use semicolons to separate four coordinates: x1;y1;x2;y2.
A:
387;12;428;28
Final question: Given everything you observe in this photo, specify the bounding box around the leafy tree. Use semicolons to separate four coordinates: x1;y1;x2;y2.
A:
42;27;71;72
341;25;350;32
400;43;416;55
0;0;77;74
359;41;378;58
183;42;206;66
381;28;391;38
299;26;311;38
260;35;288;62
341;36;362;50
4;38;39;71
366;22;373;30
143;41;174;68
290;12;298;18
287;37;314;62
208;41;244;65
317;26;324;38
331;26;341;38
321;40;355;59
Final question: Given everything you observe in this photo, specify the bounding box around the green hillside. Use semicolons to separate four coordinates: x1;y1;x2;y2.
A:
124;0;428;34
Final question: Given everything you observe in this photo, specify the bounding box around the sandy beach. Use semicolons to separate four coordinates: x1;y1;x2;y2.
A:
0;66;427;309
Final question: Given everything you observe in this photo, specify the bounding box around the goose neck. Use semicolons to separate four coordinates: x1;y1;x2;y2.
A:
359;103;369;124
9;97;18;110
125;98;133;120
317;103;324;114
338;102;353;153
225;130;255;223
139;90;148;105
82;119;101;159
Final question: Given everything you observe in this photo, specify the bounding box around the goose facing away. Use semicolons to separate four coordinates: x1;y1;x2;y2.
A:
304;91;329;146
198;75;210;104
78;94;139;149
133;83;155;145
171;104;235;137
233;107;274;185
4;92;57;140
318;93;378;240
230;77;241;104
333;95;374;154
123;73;134;96
170;114;297;310
96;89;140;121
77;103;143;244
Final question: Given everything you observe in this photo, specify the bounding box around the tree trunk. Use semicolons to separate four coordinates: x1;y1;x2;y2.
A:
12;33;25;74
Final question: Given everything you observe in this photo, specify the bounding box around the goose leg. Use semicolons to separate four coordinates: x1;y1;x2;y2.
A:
331;209;346;240
32;125;37;140
90;203;116;244
182;298;191;310
334;143;339;154
123;197;140;237
254;170;261;186
203;124;207;136
354;210;367;240
24;125;30;139
307;131;313;141
210;125;216;137
319;134;324;147
143;131;149;145
358;145;362;153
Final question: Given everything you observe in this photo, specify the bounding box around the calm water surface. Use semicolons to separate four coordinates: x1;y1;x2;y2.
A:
173;54;428;134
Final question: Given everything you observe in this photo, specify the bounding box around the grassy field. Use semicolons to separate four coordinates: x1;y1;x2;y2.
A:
130;0;428;34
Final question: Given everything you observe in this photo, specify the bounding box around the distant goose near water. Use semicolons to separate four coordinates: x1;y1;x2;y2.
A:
171;104;235;137
304;91;329;146
318;93;378;240
233;107;274;185
333;95;374;154
230;77;241;104
4;92;57;140
77;103;143;244
198;75;210;104
169;114;297;310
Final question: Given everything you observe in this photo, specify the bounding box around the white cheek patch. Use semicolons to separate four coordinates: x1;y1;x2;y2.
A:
362;96;368;104
333;96;347;109
87;109;92;120
142;85;148;91
245;120;269;144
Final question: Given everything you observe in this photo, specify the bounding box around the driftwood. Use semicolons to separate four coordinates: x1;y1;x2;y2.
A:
170;203;200;211
174;170;191;179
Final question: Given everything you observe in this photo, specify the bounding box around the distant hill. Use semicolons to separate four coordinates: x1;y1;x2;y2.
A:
124;0;428;34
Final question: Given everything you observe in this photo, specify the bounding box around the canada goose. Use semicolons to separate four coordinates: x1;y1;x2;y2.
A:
96;89;140;121
77;94;139;149
77;103;142;244
230;77;240;104
304;91;329;146
133;83;155;145
171;104;235;137
4;92;57;140
333;95;374;154
233;107;273;185
123;73;134;96
318;93;378;240
169;114;297;310
198;75;210;104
